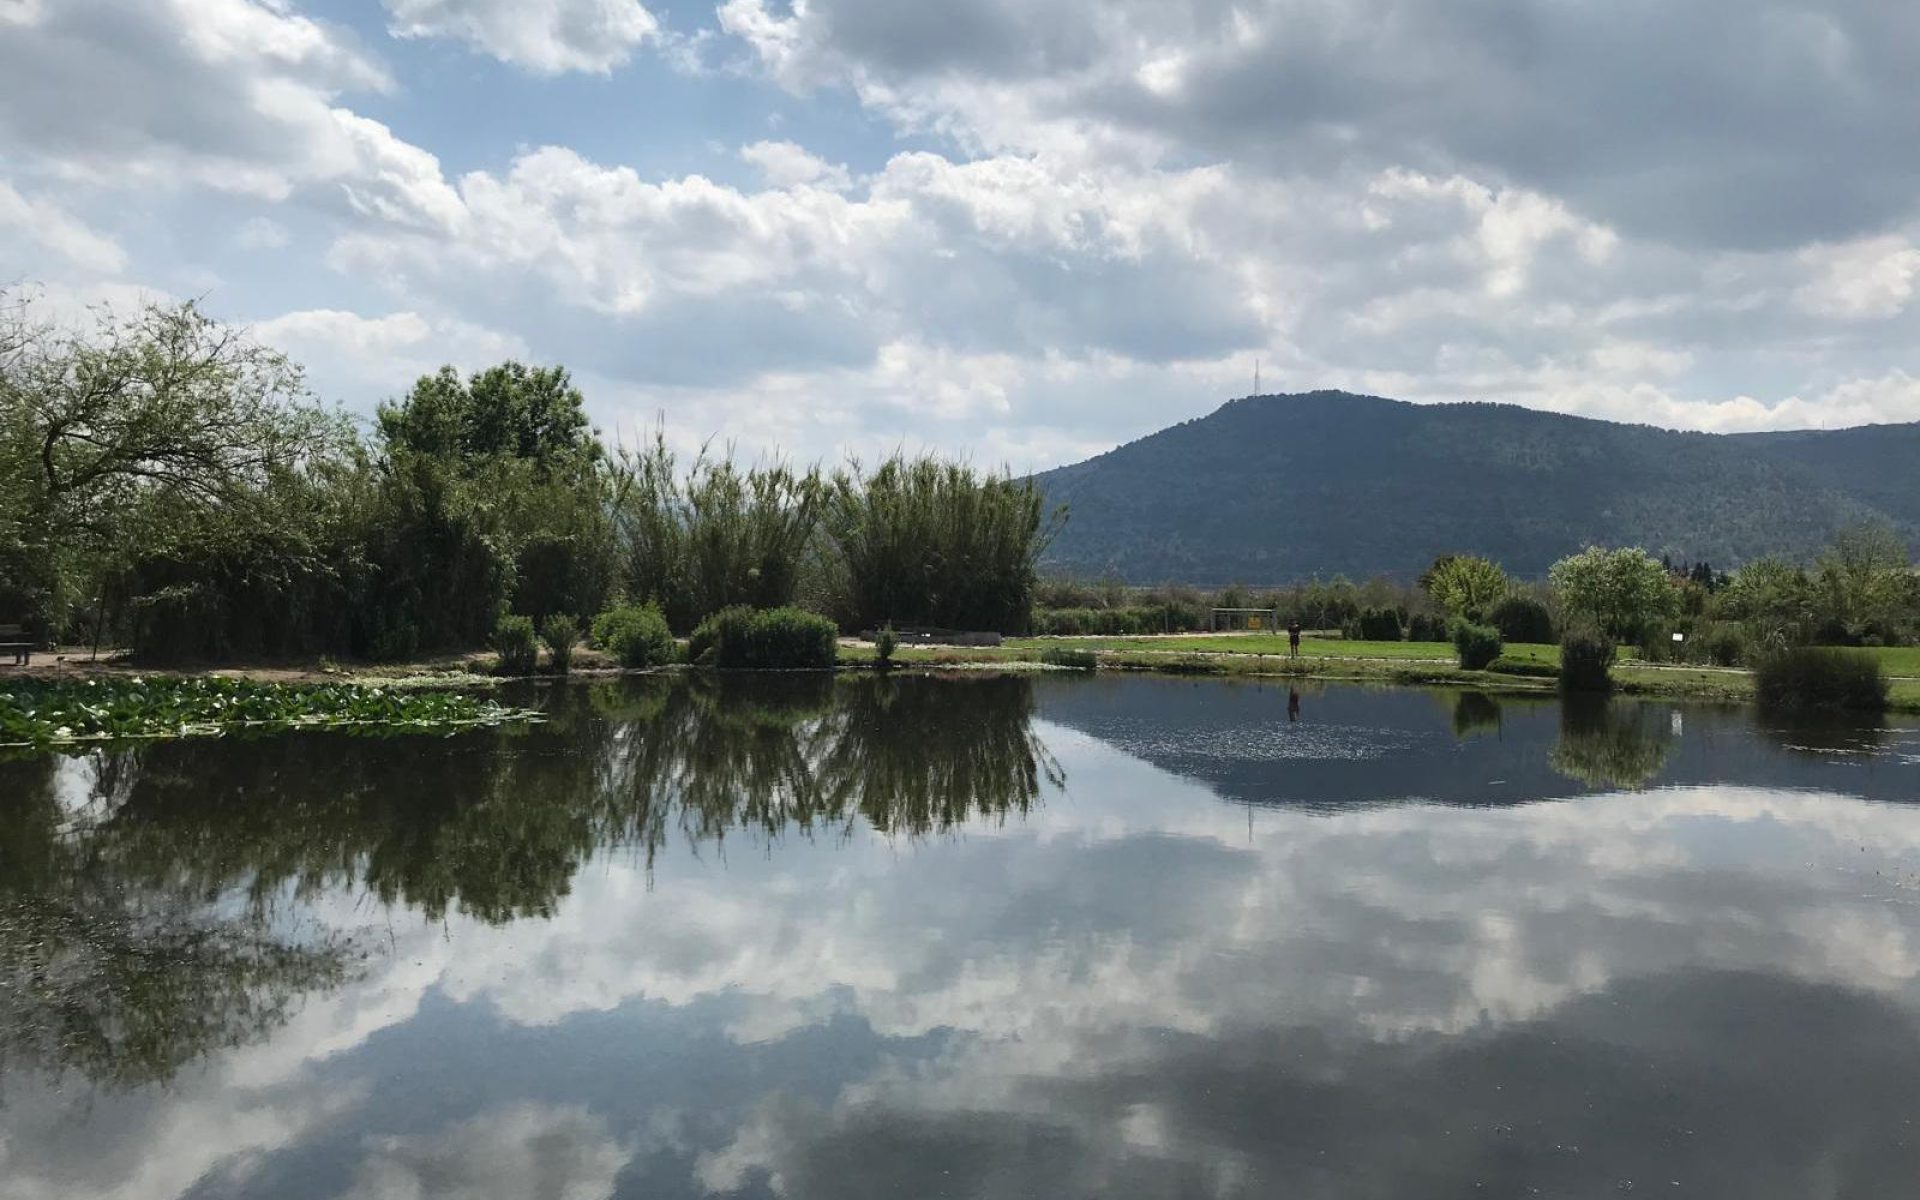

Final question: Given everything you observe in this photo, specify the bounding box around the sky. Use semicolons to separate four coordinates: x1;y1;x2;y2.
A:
2;0;1919;470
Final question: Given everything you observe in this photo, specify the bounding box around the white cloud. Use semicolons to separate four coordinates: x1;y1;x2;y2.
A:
739;140;852;191
251;308;530;403
6;0;1919;466
235;216;290;250
383;0;660;75
1797;234;1920;319
0;0;459;230
0;181;125;273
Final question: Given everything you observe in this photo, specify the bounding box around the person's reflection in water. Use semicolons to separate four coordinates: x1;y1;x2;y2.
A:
1287;687;1301;723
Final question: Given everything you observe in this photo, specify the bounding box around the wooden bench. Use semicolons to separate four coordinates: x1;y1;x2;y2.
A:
0;623;33;666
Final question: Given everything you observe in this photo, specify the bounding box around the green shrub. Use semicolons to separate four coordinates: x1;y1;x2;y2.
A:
1348;607;1404;642
1040;647;1097;670
688;605;749;665
1452;621;1503;670
875;624;898;669
1487;656;1558;678
1559;625;1617;693
1490;595;1555;644
1029;606;1173;636
1695;622;1747;667
493;614;539;675
541;613;581;674
1406;613;1449;642
1754;647;1888;715
592;603;676;668
691;605;839;669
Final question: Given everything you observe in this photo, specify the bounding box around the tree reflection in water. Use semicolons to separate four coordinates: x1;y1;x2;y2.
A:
595;672;1060;853
0;756;352;1090
1549;696;1676;791
0;674;1057;1088
1449;691;1504;740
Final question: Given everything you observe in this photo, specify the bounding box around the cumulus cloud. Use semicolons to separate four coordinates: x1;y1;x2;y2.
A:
6;0;1920;464
320;143;1264;410
235;216;291;250
739;140;853;191
383;0;660;75
1797;235;1920;319
252;308;531;402
719;0;1920;250
0;0;458;229
0;181;125;273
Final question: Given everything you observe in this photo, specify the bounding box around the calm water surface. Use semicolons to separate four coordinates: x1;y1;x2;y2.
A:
3;674;1919;1199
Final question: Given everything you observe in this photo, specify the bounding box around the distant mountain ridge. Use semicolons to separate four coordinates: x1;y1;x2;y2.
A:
1032;391;1920;583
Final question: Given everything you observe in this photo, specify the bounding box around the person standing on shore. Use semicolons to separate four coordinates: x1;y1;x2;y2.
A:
1287;618;1302;658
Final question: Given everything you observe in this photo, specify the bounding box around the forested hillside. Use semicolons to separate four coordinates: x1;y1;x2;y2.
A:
1034;392;1919;582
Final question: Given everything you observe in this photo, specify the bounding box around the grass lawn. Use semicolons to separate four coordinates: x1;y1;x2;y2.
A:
845;634;1920;713
1862;646;1920;678
1005;634;1450;659
1006;633;1572;666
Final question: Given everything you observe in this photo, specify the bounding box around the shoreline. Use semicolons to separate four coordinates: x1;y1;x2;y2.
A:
9;638;1916;715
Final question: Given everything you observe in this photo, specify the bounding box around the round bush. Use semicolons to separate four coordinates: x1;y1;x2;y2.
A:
1490;595;1555;644
592;603;675;668
1452;621;1503;671
1559;626;1617;693
1695;622;1746;667
1348;607;1404;642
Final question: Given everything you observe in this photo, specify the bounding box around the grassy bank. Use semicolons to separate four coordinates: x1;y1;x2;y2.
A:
12;635;1916;717
842;635;1920;713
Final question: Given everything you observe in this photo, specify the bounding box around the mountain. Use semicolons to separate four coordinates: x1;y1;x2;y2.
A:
1032;391;1920;583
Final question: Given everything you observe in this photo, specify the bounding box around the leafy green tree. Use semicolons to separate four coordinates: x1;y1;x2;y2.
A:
378;362;596;469
1548;546;1677;641
1716;557;1816;649
0;294;352;645
1422;554;1509;621
1812;523;1912;642
372;360;615;638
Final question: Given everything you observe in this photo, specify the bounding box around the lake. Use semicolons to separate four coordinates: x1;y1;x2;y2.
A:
3;673;1919;1199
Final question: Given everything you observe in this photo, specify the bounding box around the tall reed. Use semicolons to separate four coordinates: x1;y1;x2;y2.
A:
609;433;824;632
825;454;1063;633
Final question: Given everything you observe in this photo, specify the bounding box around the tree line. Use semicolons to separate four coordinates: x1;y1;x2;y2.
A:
1033;531;1920;658
0;294;1061;661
